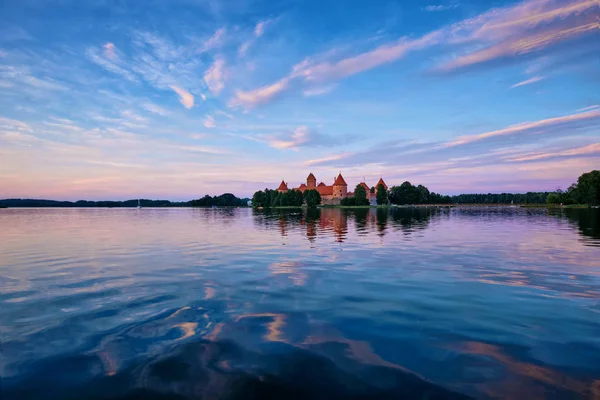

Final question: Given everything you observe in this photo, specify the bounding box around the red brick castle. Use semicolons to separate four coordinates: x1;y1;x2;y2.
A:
277;173;387;205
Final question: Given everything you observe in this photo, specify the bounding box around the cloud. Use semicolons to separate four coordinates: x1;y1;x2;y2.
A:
232;0;596;106
303;84;337;97
200;27;226;52
204;57;225;94
86;45;138;82
238;41;251;57
577;105;599;112
446;109;600;147
170;85;195;109
254;20;269;37
249;126;356;150
306;109;600;173
304;152;354;166
203;115;216;128
230;78;290;109
103;42;116;59
121;110;147;123
504;142;600;162
423;4;459;11
143;103;171;116
511;76;545;88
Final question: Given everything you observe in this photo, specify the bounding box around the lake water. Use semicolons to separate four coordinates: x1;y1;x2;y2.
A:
1;207;599;399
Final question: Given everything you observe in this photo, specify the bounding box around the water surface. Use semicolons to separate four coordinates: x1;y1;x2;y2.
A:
1;207;599;399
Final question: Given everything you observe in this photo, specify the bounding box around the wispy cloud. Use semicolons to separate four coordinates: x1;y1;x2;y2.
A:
200;27;226;52
511;76;545;88
170;85;195;109
87;44;138;82
203;115;216;128
254;20;271;37
303;84;337;97
103;42;117;59
577;105;599;112
446;109;600;147
304;152;354;166
423;4;459;12
505;142;600;162
230;78;290;108
232;0;596;106
204;57;225;95
248;126;356;151
143;103;171;116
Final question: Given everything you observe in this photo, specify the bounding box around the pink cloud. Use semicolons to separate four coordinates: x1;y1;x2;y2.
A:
231;0;596;106
304;152;353;166
505;142;600;162
203;115;216;128
170;85;195;109
204;57;225;94
445;109;600;147
230;78;290;109
103;42;116;59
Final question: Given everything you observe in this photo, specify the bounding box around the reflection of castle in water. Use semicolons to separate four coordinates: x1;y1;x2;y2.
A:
253;207;441;243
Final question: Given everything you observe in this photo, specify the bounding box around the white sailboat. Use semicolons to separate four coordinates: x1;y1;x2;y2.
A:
137;199;142;209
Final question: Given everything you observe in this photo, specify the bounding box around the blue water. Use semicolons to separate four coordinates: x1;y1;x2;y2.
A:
1;207;599;399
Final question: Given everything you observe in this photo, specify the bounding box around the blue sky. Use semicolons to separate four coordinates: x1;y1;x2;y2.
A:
0;0;598;200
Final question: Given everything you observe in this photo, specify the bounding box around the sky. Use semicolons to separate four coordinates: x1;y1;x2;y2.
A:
0;0;598;200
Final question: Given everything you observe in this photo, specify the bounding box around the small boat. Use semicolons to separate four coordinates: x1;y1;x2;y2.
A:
137;199;142;209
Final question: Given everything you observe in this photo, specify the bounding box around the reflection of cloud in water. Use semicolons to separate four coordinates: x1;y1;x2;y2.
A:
174;322;198;340
269;261;307;286
451;341;594;399
235;313;287;343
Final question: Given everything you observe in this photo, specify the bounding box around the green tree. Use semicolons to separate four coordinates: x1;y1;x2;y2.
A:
272;194;281;207
546;193;561;204
354;184;369;206
416;185;430;204
389;181;418;205
252;190;266;207
376;183;388;205
303;189;321;208
294;189;304;206
576;170;600;206
340;197;357;206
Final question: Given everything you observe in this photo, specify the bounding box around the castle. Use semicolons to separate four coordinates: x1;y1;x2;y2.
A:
277;173;388;205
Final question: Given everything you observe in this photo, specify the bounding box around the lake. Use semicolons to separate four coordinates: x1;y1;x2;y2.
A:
1;207;599;399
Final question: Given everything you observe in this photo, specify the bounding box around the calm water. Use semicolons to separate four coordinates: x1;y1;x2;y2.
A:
1;207;599;399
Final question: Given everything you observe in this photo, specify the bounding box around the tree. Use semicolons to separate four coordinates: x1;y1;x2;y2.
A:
546;193;561;204
576;170;600;206
376;183;388;205
272;194;281;207
303;189;321;208
416;185;430;204
354;184;369;206
340;196;356;206
389;181;418;205
252;190;267;207
294;189;304;206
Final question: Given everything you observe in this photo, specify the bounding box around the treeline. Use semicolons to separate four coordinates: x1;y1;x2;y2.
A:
0;199;187;207
388;182;452;205
1;195;250;208
451;192;549;204
546;170;599;206
252;188;322;208
189;193;249;207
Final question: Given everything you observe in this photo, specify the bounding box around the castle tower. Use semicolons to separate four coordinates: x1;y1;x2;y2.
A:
376;177;388;190
277;180;288;193
332;173;348;198
307;173;316;189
